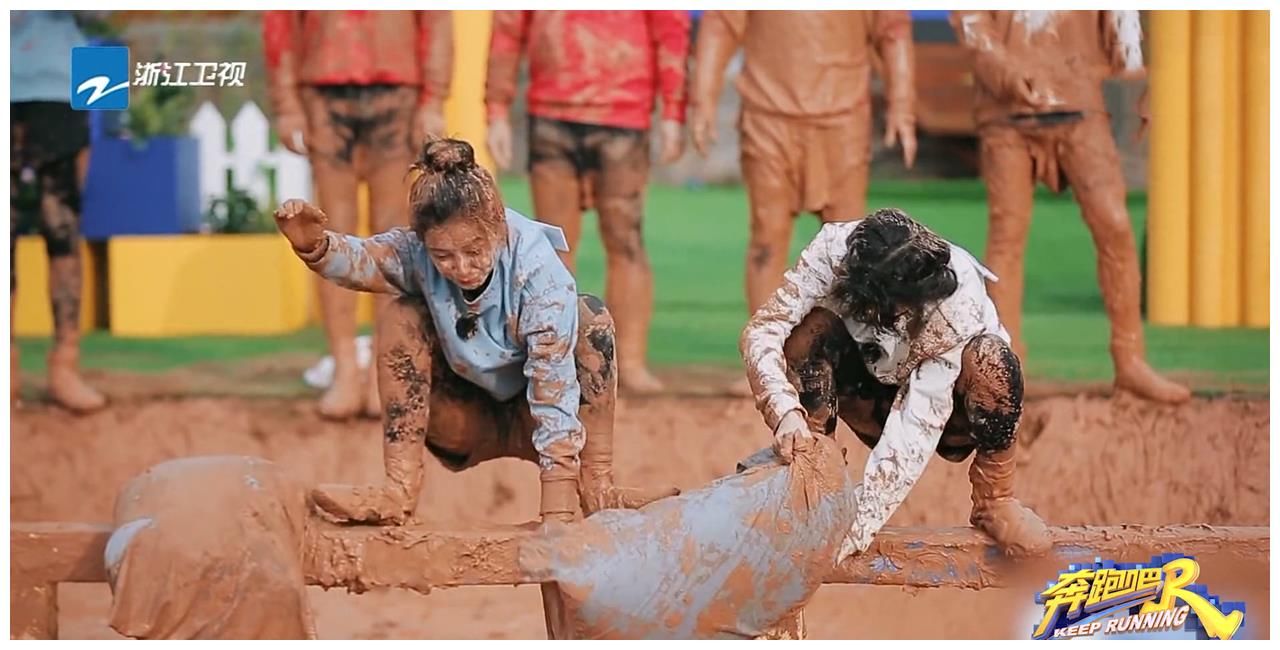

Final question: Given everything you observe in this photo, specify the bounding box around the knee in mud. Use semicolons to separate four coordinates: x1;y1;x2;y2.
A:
597;196;645;260
961;335;1023;453
379;296;436;344
378;300;436;444
580;293;607;317
575;294;616;400
41;224;78;258
748;242;775;271
782;309;849;369
37;191;81;259
962;335;1024;397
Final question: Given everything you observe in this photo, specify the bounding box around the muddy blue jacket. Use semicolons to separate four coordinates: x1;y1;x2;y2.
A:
306;208;583;478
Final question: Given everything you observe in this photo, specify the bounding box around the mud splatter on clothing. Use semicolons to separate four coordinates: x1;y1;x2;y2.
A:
303;208;582;475
741;220;1010;557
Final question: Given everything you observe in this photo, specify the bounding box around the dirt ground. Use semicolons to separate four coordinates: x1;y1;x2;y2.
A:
10;386;1271;639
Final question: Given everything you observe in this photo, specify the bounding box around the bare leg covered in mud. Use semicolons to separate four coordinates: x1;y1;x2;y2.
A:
783;308;1050;556
592;128;662;396
575;294;679;512
362;98;419;418
528;117;664;395
981;119;1189;404
311;294;677;525
301;85;419;420
10;130;105;413
1058;117;1191;404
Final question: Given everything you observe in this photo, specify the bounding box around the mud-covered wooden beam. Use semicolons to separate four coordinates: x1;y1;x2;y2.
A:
829;524;1271;589
8;521;1271;639
11;522;1269;595
304;523;534;593
302;523;1272;593
10;522;115;640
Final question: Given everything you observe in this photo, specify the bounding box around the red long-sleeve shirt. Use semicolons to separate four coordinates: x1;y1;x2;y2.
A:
262;10;453;115
486;10;690;130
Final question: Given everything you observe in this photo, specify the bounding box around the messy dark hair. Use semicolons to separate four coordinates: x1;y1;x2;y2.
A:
830;208;958;335
407;137;505;239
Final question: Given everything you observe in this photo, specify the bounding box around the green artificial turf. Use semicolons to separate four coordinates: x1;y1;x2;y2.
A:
15;178;1268;389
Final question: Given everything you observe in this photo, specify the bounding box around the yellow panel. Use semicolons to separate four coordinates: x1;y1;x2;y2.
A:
1220;11;1243;325
109;234;312;336
13;237;96;336
1189;11;1228;327
357;182;374;326
444;10;495;174
1242;10;1270;327
1146;11;1192;326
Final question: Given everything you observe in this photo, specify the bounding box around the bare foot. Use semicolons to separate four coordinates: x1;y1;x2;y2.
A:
318;369;364;420
48;365;106;414
619;366;665;396
1115;359;1192;404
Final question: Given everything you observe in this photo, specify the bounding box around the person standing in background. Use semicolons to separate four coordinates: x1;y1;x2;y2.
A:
484;10;690;395
949;10;1189;403
11;10;107;413
690;11;918;319
263;10;454;419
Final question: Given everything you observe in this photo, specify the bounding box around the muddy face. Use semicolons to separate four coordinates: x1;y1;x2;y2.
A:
422;218;502;291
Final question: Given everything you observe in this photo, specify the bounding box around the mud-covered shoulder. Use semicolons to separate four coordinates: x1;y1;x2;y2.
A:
505;210;577;297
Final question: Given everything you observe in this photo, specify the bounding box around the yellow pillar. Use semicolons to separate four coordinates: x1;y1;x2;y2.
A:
445;10;495;174
1242;10;1270;327
356;183;374;325
1189;11;1228;327
1220;12;1243;325
1147;10;1192;325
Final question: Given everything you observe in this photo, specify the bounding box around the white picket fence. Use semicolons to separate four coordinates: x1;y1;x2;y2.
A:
188;101;312;216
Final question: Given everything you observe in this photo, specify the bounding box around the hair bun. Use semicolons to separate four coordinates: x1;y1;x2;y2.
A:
418;138;476;174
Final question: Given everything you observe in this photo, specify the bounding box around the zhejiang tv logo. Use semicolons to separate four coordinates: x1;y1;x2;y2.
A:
70;46;247;111
70;46;130;110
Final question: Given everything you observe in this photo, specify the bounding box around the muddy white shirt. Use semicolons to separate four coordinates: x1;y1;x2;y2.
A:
739;220;1007;561
306;208;584;477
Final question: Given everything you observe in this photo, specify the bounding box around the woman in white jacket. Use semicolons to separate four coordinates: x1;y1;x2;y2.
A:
741;208;1050;560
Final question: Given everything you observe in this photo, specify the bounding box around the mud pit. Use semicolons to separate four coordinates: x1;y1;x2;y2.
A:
11;391;1270;639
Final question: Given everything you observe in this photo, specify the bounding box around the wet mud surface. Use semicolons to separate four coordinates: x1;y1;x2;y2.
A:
12;390;1269;639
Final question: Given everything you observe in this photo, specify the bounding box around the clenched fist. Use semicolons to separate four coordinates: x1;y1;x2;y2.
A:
772;409;815;465
274;199;328;256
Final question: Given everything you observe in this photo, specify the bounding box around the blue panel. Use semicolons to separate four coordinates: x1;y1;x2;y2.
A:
81;136;202;239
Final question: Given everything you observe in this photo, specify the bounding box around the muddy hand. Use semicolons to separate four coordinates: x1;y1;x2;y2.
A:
1133;86;1151;144
275;112;308;156
690;104;717;158
772;409;815;465
1016;75;1053;110
884;111;918;170
275;199;328;255
486;117;514;170
657;119;685;165
413;104;447;147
